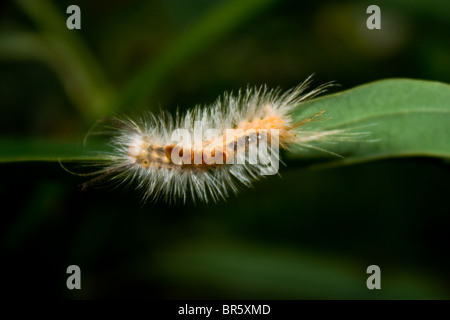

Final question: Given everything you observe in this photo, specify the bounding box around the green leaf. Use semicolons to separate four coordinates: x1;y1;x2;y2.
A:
289;78;450;166
0;78;449;165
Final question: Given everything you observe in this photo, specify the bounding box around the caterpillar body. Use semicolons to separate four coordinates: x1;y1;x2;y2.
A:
82;77;358;204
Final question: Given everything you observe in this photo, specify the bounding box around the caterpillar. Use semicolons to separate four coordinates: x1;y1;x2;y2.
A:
80;76;362;204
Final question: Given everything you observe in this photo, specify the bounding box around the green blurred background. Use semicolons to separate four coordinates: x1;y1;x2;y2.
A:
1;0;449;299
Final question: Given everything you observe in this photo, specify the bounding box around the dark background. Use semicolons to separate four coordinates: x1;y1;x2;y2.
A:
0;0;449;299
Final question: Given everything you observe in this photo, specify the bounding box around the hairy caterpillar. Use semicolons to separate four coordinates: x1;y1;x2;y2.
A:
80;76;361;204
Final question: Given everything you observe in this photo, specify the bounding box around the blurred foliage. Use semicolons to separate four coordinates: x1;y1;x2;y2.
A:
0;0;450;299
